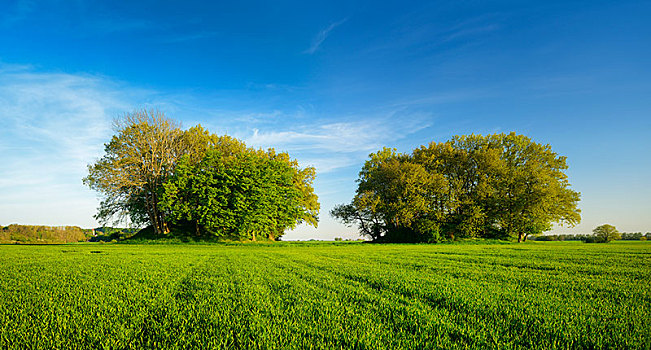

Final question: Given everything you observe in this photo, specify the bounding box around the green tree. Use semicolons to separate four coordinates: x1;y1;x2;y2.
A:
85;111;319;239
332;148;447;242
412;137;499;239
160;148;318;240
592;224;621;243
84;110;185;235
485;133;581;242
332;133;581;243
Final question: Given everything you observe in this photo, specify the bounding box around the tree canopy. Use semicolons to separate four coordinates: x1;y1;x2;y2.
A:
160;148;318;241
592;224;621;243
331;133;581;242
84;110;319;240
84;110;185;235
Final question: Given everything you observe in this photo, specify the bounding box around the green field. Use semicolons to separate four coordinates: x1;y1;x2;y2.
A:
1;241;649;349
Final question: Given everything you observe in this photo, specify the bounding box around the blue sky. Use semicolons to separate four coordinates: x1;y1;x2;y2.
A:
0;0;649;239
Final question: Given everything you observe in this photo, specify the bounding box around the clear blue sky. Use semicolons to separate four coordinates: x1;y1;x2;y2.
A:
1;0;649;239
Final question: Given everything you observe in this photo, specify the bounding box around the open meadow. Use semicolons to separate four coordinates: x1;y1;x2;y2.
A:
1;241;649;349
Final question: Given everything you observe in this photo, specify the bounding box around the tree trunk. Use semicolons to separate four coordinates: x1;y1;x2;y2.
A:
146;189;162;236
151;190;169;235
147;205;160;236
518;232;524;243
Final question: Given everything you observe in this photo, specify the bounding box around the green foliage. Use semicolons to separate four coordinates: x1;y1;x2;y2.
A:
592;224;621;243
332;133;581;242
0;242;648;349
160;147;318;241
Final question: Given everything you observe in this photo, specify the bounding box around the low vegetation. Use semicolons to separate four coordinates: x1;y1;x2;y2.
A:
0;242;648;349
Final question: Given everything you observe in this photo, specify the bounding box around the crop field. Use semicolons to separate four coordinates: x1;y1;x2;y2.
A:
0;241;649;349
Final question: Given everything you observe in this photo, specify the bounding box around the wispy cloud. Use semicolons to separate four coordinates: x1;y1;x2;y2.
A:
243;113;432;173
303;18;347;54
0;65;155;226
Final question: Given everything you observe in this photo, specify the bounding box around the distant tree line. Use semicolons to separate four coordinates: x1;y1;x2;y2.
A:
532;232;649;242
0;225;147;244
331;133;581;243
84;110;319;241
530;234;591;241
0;225;91;244
620;232;650;240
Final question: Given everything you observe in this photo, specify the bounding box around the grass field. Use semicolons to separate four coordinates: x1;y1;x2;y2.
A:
0;241;649;349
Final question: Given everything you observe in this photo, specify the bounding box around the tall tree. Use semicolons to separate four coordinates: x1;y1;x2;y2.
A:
84;110;185;235
332;148;447;242
412;138;499;239
592;224;621;243
487;133;581;242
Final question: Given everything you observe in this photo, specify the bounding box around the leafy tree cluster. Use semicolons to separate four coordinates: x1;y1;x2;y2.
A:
0;225;90;244
332;133;581;243
587;224;621;243
84;110;319;241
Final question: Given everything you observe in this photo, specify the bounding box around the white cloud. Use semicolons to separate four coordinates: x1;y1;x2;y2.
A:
243;114;432;173
246;118;426;153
